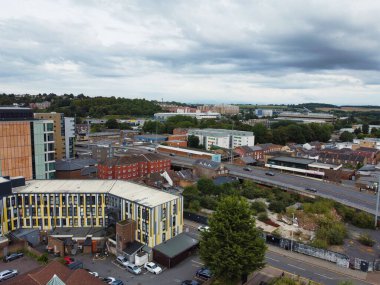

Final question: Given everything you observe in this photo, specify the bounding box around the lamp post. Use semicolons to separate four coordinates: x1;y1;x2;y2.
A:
290;212;295;252
375;176;380;228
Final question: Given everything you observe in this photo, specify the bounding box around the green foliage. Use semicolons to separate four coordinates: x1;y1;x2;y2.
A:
188;200;201;212
334;203;355;222
358;233;375;247
199;196;266;284
251;201;267;214
269;201;287;213
90;124;103;133
339;131;355;142
272;276;301;285
142;120;166;134
105;118;119;129
310;238;328;249
188;135;200;148
257;212;269;222
303;199;334;215
315;216;347;246
362;124;369;134
337;281;354;285
37;253;49;264
197;178;218;195
352;212;375;229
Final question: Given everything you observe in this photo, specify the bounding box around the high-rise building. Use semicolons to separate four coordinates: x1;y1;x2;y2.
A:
0;107;55;180
34;112;75;159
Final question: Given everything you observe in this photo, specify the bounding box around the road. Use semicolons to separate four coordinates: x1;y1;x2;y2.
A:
155;150;377;214
185;221;372;285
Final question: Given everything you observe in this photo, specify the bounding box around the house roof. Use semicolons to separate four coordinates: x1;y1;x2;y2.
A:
100;153;168;166
213;176;237;186
153;233;199;258
240;156;257;164
194;159;221;170
123;241;144;255
55;159;97;171
268;156;314;165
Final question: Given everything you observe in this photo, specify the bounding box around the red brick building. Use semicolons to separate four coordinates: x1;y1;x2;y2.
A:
97;153;171;180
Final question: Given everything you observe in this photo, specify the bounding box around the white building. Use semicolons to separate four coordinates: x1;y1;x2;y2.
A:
64;117;75;159
255;109;273;118
188;128;255;150
154;112;221;121
275;112;335;123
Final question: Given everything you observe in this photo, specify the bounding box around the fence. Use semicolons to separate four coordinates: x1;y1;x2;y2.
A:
184;211;208;225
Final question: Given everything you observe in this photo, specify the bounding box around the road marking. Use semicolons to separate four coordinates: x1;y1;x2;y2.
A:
191;260;204;265
287;264;305;271
266;257;279;262
314;273;333;280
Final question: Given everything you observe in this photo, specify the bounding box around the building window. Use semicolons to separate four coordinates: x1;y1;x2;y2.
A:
162;233;166;242
162;221;166;231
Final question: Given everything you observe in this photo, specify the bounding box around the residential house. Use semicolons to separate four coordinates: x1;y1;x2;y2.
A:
193;159;229;179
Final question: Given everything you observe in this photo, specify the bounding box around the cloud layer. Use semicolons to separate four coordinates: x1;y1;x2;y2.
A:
1;0;380;104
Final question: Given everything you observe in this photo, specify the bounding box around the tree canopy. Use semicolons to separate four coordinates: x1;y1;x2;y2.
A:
199;196;266;284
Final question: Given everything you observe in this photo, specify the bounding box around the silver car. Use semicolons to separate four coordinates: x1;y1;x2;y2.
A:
0;269;18;281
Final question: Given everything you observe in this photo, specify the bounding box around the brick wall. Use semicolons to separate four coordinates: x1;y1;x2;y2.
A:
116;220;136;252
48;236;64;257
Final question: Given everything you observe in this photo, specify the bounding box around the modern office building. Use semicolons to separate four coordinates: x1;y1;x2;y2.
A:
154;112;221;121
0;178;183;247
188;128;255;151
34;112;75;160
0;107;55;180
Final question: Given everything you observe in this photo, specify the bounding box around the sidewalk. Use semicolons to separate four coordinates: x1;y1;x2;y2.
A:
268;245;368;281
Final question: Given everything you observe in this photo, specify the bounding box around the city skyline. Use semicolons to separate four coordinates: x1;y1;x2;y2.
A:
1;1;380;105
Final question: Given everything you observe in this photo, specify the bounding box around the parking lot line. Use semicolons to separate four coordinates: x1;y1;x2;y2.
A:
191;260;204;266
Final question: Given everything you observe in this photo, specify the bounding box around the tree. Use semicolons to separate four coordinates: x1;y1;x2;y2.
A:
105;118;119;129
362;124;369;134
197;178;217;195
339;131;354;142
188;135;200;148
199;196;266;284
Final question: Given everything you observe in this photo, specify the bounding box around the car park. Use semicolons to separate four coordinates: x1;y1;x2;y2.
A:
144;262;162;274
265;171;275;176
243;167;252;171
182;280;200;285
3;252;24;262
0;269;18;281
305;187;317;193
196;267;212;280
103;277;116;284
116;256;129;268
63;256;74;265
126;263;142;275
197;225;210;232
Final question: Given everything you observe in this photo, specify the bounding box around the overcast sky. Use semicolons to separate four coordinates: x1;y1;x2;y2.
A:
1;0;380;105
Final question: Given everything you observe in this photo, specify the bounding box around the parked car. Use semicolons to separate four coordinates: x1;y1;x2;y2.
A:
85;269;99;277
116;256;129;268
103;277;116;284
126;263;142;275
265;171;275;176
0;269;18;281
144;262;162;274
305;187;317;193
243;167;252;171
169;153;176;156
67;261;83;270
3;253;23;262
182;280;200;285
110;280;124;285
196;267;212;280
63;256;74;265
197;225;210;232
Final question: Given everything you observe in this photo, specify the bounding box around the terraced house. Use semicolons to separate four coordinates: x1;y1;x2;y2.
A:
0;178;183;247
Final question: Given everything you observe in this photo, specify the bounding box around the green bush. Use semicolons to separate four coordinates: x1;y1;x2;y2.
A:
257;212;269;222
352;212;375;229
358;233;376;247
316;217;347;246
37;253;49;264
251;201;267;213
310;238;328;249
269;201;287;213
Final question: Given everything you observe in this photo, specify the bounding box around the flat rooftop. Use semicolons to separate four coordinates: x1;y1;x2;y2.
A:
268;156;315;165
14;180;179;208
50;227;106;238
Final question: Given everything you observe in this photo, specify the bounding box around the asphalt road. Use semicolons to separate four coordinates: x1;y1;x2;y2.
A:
158;151;377;214
185;221;372;285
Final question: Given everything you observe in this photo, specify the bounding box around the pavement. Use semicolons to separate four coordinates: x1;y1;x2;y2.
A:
185;220;377;285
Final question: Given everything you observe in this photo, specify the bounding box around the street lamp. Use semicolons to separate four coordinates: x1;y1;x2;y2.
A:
290;212;295;252
375;177;380;228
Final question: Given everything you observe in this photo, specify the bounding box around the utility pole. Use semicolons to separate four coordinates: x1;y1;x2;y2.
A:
375;176;380;228
230;121;234;164
291;212;295;252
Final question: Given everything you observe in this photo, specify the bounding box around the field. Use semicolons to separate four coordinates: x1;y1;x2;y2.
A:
317;107;380;112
